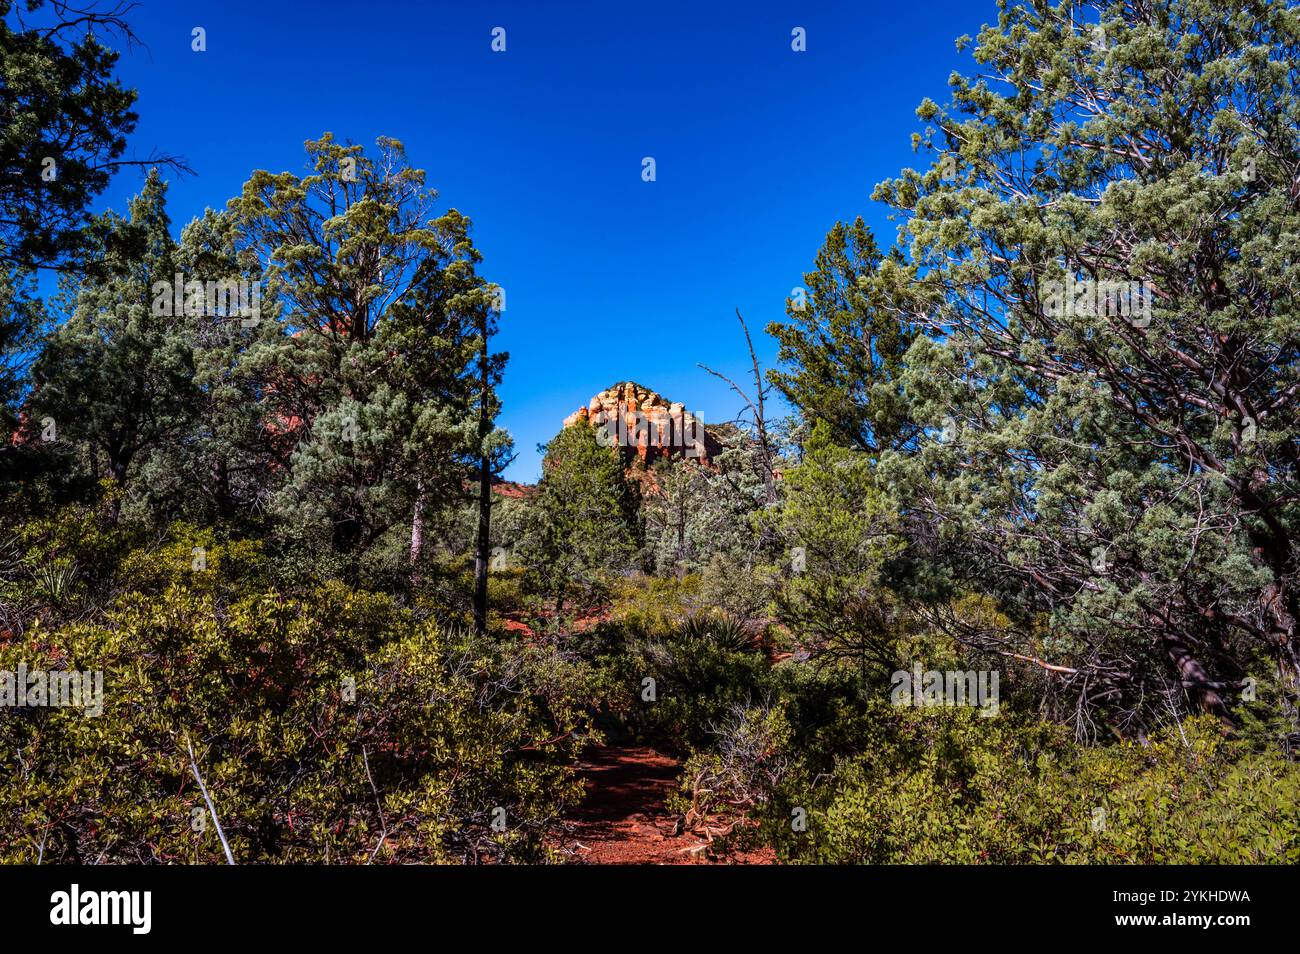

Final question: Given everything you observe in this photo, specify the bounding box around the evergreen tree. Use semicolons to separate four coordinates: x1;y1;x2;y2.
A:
871;0;1300;729
228;134;509;562
137;206;280;525
0;1;153;271
641;442;771;578
29;170;197;494
0;1;180;434
767;217;917;456
769;421;903;679
519;420;640;617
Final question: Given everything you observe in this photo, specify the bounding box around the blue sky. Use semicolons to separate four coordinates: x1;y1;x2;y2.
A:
95;0;988;481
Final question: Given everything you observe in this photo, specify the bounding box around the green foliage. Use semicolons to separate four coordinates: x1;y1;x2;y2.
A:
518;420;641;616
774;711;1300;865
6;0;1300;870
606;573;702;637
678;611;751;654
138;206;279;526
0;1;140;271
766;0;1300;733
0;564;587;864
606;614;769;751
0;0;159;449
767;217;916;455
230;134;508;560
2;489;135;620
30;171;198;487
768;421;904;674
640;442;769;577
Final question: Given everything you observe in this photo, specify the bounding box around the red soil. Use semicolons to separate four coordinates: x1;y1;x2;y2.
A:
500;618;535;637
558;745;775;865
490;478;535;499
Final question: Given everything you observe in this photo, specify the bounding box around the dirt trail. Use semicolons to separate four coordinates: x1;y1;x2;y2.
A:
561;744;773;865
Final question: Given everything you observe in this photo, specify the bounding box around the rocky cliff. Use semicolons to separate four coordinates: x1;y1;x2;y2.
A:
563;382;722;467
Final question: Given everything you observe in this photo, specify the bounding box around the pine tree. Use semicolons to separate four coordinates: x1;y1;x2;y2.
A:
870;0;1300;729
1;1;181;433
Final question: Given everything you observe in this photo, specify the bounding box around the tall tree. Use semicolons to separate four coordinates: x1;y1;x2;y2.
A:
471;289;508;634
29;170;196;493
0;0;182;426
229;134;508;563
0;0;164;272
767;218;917;457
144;206;279;525
870;0;1300;732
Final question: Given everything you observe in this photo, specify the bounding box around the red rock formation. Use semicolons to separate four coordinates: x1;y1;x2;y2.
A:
563;382;719;467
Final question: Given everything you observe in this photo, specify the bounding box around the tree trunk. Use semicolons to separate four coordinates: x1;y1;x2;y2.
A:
108;450;128;522
1163;630;1234;728
410;478;426;568
473;451;490;636
472;302;493;637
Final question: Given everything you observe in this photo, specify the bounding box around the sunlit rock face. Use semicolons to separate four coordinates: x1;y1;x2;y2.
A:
563;382;718;466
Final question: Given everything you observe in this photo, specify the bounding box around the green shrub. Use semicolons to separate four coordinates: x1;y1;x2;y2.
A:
594;612;770;751
607;574;701;638
0;576;586;864
768;710;1300;864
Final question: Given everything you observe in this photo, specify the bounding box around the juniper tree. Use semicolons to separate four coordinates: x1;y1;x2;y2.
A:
29;170;197;494
133;206;280;525
767;218;918;457
519;419;641;618
768;421;903;680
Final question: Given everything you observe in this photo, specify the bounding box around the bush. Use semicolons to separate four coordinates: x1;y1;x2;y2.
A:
0;573;587;864
766;710;1300;864
591;610;770;752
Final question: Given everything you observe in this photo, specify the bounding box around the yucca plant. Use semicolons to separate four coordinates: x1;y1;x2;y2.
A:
29;559;79;606
679;612;753;653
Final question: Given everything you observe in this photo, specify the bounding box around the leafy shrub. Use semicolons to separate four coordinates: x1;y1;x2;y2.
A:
1;493;138;626
0;574;587;864
766;710;1300;864
607;574;701;638
670;700;794;852
594;613;771;752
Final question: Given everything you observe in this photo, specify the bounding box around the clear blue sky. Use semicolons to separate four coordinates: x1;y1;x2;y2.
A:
95;0;988;481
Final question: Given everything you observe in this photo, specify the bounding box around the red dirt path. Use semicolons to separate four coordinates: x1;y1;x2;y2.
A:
559;745;774;865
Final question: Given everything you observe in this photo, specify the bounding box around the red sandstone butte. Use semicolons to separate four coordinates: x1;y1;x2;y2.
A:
562;381;720;467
